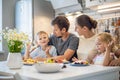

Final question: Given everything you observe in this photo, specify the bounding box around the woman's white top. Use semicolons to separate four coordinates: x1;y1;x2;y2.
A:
77;34;97;60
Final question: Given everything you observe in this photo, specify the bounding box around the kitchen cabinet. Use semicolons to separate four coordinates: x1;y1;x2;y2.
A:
104;0;120;3
85;0;103;8
50;0;82;15
85;0;120;8
50;0;79;9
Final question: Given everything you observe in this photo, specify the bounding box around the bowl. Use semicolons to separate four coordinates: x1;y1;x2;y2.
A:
34;62;63;73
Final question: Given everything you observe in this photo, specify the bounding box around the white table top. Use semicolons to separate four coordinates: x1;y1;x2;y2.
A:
0;61;120;80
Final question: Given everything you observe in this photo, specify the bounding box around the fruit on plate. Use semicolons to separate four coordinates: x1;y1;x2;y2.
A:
23;58;37;64
44;58;55;63
55;59;69;63
62;59;69;64
55;59;63;63
73;60;89;65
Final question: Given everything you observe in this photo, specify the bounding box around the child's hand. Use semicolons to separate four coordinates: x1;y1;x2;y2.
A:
45;47;50;54
72;57;79;62
105;41;114;52
26;42;32;50
45;46;52;57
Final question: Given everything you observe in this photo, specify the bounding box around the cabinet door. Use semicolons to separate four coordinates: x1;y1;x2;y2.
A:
85;0;103;8
105;0;120;3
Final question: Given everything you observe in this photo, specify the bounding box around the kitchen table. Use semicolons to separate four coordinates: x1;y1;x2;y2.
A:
0;61;120;80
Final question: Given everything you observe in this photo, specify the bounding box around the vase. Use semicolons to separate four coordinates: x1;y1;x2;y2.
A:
7;52;23;69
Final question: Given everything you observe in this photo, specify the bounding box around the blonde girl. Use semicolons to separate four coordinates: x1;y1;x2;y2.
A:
89;32;116;66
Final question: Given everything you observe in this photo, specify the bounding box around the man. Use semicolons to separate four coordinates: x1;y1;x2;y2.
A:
109;49;120;66
34;16;79;62
109;19;120;66
49;16;79;61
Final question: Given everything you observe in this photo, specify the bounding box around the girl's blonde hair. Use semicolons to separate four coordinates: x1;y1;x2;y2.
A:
97;32;118;52
97;32;113;44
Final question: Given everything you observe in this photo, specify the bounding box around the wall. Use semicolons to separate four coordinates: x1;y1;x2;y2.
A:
1;0;54;60
0;0;2;51
2;0;18;60
33;0;55;38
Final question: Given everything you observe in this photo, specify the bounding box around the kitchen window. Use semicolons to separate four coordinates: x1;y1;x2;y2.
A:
15;0;33;41
0;0;2;51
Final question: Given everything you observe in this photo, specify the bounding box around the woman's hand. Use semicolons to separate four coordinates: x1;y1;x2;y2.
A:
72;57;79;62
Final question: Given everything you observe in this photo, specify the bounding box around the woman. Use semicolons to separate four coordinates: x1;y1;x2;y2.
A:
74;15;120;66
73;14;98;61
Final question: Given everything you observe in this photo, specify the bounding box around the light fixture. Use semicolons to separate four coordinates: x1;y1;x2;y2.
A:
98;2;120;9
97;1;120;13
97;7;120;13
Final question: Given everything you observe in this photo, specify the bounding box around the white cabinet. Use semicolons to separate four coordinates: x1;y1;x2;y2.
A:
85;0;103;8
50;0;82;15
50;0;79;9
85;0;120;8
104;0;120;3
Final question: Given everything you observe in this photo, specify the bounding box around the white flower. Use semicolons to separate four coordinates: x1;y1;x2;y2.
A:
0;28;29;53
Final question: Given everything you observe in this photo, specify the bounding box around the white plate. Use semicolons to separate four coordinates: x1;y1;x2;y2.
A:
34;63;63;73
70;63;89;66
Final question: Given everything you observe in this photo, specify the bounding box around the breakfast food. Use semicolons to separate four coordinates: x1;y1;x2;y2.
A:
55;59;69;63
44;58;69;64
44;58;55;63
62;59;69;64
23;58;37;64
72;60;89;65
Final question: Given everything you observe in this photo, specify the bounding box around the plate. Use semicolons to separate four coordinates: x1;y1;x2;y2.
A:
70;63;89;66
23;62;34;66
63;61;70;64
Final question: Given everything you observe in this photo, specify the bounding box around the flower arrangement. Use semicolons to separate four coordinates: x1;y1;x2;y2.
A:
0;27;28;53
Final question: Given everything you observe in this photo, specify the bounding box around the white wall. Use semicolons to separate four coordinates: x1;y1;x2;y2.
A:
0;0;2;51
33;0;55;38
2;0;18;60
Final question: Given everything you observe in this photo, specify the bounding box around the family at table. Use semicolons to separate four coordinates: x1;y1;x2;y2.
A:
24;14;120;66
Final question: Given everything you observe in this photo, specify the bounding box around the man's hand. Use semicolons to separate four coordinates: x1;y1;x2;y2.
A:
72;57;79;62
109;59;120;66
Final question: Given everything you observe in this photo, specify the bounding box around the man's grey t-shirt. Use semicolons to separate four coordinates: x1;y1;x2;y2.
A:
49;33;79;61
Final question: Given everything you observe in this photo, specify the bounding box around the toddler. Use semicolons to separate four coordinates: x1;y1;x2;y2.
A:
24;31;57;60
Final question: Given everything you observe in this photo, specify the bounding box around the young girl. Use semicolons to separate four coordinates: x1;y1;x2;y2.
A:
24;31;57;60
73;32;116;66
88;32;117;66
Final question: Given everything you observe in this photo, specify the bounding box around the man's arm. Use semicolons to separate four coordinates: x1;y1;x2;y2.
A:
33;49;75;61
109;49;120;66
53;49;75;61
114;49;120;58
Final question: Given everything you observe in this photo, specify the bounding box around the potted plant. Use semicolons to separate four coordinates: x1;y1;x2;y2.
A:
1;27;28;69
